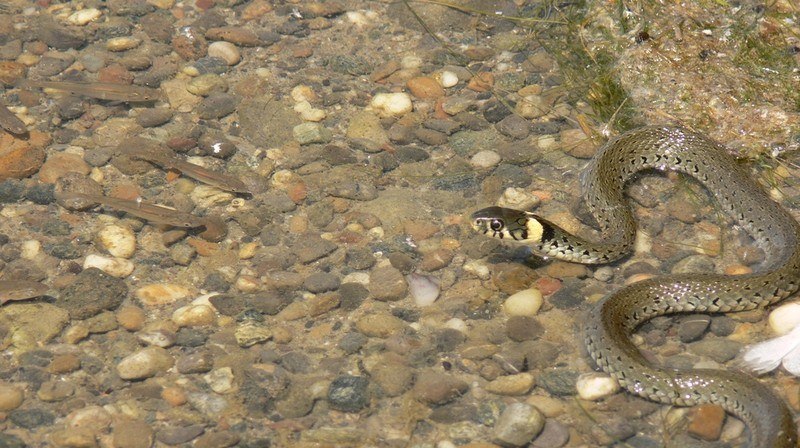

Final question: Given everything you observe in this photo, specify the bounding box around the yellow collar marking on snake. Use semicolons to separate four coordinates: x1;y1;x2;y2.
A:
524;215;544;243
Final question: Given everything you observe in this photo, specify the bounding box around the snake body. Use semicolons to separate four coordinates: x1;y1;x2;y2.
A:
471;126;799;447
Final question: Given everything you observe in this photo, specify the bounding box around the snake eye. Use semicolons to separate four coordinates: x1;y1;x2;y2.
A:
489;219;504;232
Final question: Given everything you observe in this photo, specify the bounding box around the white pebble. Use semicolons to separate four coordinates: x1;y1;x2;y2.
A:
67;8;101;26
576;372;620;400
97;224;136;258
294;100;326;122
769;302;800;335
20;240;40;259
503;288;543;317
439;70;458;88
345;10;378;26
470;150;501;169
401;55;423;69
634;231;652;255
407;273;440;307
370;92;413;117
593;266;614;282
463;260;491;280
83;254;134;278
444;318;468;333
204;367;235;394
172;304;216;327
497;187;539;210
290;85;317;103
208;41;241;65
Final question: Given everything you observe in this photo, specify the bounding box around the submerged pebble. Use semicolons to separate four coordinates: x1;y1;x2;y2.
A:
493;403;545;446
576;373;620;400
504;288;543;317
406;273;440;307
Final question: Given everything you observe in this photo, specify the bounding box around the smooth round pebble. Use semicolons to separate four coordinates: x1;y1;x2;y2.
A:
493;402;545;446
97;224;136;258
107;37;141;51
485;372;536;395
769;302;800;335
208;41;241;65
117;347;174;380
0;383;24;411
439;70;458;88
172;304;217;327
470;150;502;169
504;288;543;317
370;92;413;117
116;306;146;331
575;372;620;400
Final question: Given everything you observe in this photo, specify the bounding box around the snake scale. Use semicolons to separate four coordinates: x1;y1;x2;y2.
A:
471;126;799;447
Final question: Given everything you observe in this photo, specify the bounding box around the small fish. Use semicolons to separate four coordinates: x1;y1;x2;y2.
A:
59;192;206;228
16;79;163;103
0;101;27;135
129;149;251;194
0;280;48;305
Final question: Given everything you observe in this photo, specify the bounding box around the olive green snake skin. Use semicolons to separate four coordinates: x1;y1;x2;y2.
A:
471;126;799;447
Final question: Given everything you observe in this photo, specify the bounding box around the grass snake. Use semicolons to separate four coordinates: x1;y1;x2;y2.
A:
471;126;799;447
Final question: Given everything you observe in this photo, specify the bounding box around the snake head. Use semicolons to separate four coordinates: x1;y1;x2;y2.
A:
471;206;544;241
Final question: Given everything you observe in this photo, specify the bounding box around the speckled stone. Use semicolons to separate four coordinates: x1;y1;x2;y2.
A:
59;267;128;319
328;375;370;412
493;402;545;446
537;369;579;396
